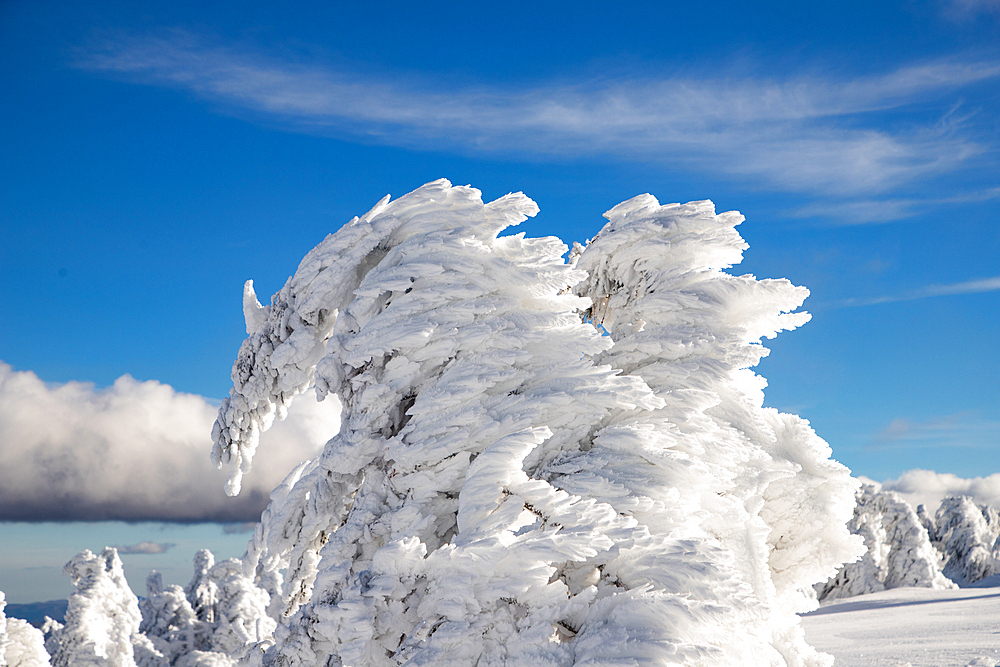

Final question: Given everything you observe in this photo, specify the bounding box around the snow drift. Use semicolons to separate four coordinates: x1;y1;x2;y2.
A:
208;179;863;666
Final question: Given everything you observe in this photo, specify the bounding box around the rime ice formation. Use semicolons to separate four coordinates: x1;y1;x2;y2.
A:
816;491;1000;599
817;485;955;601
211;179;863;666
1;591;52;667
930;496;1000;585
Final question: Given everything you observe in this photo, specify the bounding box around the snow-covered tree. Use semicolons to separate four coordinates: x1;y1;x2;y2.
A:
1;591;52;667
139;550;272;665
211;180;863;666
570;195;865;660
197;559;273;658
40;619;62;660
185;550;220;629
817;485;955;600
140;571;199;662
916;502;937;539
45;548;166;667
931;496;1000;585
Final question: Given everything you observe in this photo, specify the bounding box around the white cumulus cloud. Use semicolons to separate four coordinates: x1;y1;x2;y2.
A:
876;469;1000;511
0;361;340;522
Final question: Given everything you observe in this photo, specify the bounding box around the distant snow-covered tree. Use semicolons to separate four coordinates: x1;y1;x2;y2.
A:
931;496;1000;585
140;550;271;665
46;548;166;667
140;571;199;662
39;619;62;660
212;180;863;666
185;550;220;631
1;591;52;667
817;485;955;600
916;502;937;539
197;558;273;658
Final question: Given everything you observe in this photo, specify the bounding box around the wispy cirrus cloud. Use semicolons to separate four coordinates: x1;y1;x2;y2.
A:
944;0;1000;19
73;30;1000;199
875;412;1000;444
115;541;176;555
790;186;1000;224
829;275;1000;308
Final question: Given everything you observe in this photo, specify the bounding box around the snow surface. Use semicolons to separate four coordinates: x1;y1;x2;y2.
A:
801;586;1000;667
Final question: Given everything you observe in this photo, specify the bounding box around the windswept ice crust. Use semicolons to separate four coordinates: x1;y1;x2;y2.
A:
211;179;863;666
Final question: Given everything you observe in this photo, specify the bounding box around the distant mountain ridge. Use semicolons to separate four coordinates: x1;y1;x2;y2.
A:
3;600;67;628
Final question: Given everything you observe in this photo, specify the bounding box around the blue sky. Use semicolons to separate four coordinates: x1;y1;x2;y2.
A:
1;0;999;602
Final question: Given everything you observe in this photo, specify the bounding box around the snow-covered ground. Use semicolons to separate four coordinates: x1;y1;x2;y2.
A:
801;586;1000;667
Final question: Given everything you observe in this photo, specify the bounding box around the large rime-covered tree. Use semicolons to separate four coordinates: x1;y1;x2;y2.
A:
211;180;863;666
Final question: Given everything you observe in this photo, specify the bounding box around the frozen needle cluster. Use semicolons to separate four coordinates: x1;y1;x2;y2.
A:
212;180;863;666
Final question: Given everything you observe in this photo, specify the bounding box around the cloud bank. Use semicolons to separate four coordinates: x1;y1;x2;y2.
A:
0;361;340;522
74;30;1000;200
875;469;1000;511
